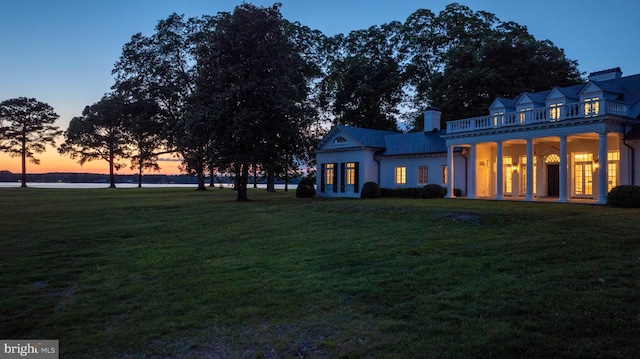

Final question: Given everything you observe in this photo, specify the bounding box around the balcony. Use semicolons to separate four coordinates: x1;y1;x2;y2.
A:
446;99;631;134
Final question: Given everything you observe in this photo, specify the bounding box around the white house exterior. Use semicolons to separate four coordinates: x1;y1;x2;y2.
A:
444;68;640;204
316;108;466;198
316;68;640;203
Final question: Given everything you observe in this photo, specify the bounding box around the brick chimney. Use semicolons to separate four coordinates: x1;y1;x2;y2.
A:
424;106;442;131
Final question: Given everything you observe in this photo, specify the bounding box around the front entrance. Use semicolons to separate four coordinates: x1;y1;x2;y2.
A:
547;164;559;197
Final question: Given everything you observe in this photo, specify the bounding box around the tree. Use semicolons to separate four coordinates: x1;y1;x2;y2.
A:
112;13;199;184
123;99;168;187
0;97;61;187
321;23;404;131
58;95;131;188
394;4;584;129
195;3;319;201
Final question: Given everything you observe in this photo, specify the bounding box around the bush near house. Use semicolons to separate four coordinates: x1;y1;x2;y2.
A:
381;187;421;198
419;184;446;198
295;177;316;198
360;181;381;198
607;185;640;208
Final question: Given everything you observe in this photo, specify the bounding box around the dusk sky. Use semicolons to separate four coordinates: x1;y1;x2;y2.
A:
1;0;639;174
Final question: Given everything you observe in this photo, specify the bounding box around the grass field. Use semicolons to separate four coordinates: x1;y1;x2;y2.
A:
0;187;639;358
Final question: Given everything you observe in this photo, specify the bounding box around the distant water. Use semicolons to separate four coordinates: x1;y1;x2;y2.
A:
0;182;296;189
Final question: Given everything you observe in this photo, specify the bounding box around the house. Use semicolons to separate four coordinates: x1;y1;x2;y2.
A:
315;108;466;197
316;68;640;204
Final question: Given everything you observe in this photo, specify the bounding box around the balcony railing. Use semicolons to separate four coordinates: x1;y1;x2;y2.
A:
446;99;631;134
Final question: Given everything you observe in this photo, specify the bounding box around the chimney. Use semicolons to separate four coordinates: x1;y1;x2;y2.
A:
424;106;442;131
588;67;622;82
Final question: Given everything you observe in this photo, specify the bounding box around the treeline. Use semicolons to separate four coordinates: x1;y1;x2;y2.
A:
0;170;303;186
2;3;582;199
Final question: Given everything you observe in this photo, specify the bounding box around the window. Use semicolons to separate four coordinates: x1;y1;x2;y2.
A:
574;153;593;196
584;97;600;117
395;166;406;184
607;151;620;192
550;103;562;120
520;156;537;194
519;108;531;123
493;112;503;127
334;136;347;143
442;165;448;184
418;166;428;185
325;163;335;185
503;156;513;193
346;162;356;185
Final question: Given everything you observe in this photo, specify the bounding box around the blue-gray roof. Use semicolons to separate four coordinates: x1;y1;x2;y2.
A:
381;130;447;156
337;125;399;148
590;73;640;105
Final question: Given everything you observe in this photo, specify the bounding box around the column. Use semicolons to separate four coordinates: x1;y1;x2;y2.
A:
525;138;534;201
495;141;503;200
447;145;456;198
558;136;568;203
469;143;477;199
596;132;608;204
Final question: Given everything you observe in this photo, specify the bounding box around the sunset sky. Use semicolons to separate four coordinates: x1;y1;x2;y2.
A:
1;0;639;175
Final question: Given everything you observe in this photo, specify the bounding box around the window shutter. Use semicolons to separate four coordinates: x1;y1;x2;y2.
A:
320;164;325;193
354;162;360;193
332;163;338;193
340;163;346;192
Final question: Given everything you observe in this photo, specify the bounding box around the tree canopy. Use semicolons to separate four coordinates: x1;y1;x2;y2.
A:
0;97;61;187
51;2;584;190
58;95;131;188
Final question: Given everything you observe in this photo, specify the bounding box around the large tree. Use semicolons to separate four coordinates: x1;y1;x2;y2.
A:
0;97;61;187
58;95;131;188
112;13;198;181
408;4;583;125
195;3;319;201
122;99;168;187
321;23;404;131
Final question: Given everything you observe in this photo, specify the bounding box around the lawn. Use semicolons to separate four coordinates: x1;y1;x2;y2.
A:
0;187;639;358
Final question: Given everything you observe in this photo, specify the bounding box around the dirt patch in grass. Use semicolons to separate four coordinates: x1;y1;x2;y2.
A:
433;211;482;225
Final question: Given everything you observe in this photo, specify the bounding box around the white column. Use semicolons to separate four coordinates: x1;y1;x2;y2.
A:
558;136;568;203
525;138;534;201
469;144;477;199
596;132;608;204
447;145;456;198
495;141;503;200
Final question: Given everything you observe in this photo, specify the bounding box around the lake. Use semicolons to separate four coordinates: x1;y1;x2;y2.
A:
0;182;297;189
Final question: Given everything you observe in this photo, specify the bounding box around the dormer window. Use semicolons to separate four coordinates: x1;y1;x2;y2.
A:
584;98;600;117
334;136;347;143
550;103;562;120
519;108;531;123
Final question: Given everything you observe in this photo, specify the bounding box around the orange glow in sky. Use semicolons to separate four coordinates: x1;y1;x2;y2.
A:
0;144;183;175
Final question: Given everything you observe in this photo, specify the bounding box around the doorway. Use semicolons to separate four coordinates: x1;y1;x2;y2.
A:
547;164;559;197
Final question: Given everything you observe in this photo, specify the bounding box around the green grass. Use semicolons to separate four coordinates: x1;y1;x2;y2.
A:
1;187;639;358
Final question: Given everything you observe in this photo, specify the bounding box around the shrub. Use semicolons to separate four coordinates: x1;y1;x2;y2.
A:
607;185;640;208
444;187;462;197
295;177;316;198
361;182;381;198
418;184;446;199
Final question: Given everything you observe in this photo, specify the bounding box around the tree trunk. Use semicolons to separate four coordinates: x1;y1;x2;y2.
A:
108;156;116;188
20;138;27;188
253;165;258;188
236;163;250;201
209;167;215;187
137;165;143;188
196;171;207;191
284;167;289;192
266;171;276;192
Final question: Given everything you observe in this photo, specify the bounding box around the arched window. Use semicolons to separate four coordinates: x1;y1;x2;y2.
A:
334;136;347;143
545;154;560;163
